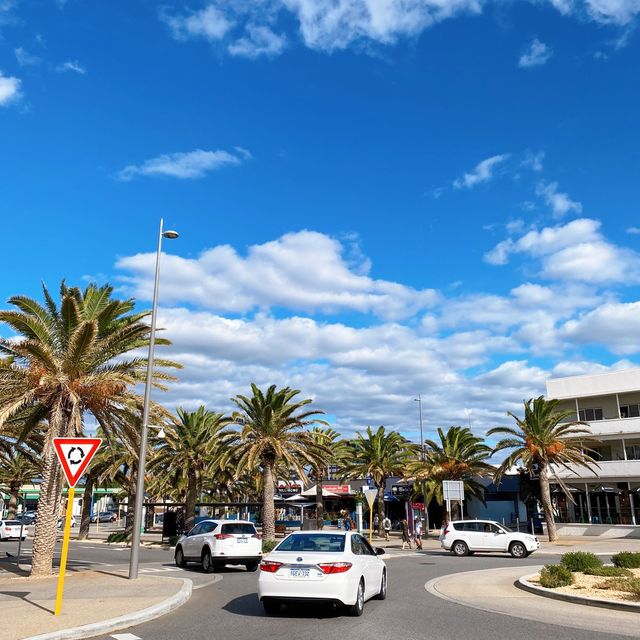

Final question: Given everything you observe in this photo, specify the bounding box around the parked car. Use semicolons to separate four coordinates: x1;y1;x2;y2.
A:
258;530;387;616
57;516;77;529
439;519;539;558
0;519;27;540
174;519;262;572
90;511;116;523
15;513;36;526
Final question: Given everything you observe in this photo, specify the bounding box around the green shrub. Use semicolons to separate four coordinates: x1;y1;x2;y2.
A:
168;534;179;546
262;539;279;553
539;564;573;588
560;551;602;572
596;577;640;595
612;552;640;569
584;565;632;578
107;531;129;544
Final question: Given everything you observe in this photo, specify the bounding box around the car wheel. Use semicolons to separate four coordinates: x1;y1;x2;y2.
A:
509;542;527;558
452;540;469;557
348;579;365;616
246;561;259;572
202;550;213;573
175;546;187;568
374;570;387;600
262;599;281;615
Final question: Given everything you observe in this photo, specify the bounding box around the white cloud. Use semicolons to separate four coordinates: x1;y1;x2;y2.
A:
518;38;553;68
117;230;438;320
56;60;86;75
536;180;582;218
583;0;640;24
0;71;21;106
521;151;545;172
626;227;640;235
116;148;249;181
453;153;510;189
484;218;640;284
14;47;41;66
228;24;287;58
162;5;234;42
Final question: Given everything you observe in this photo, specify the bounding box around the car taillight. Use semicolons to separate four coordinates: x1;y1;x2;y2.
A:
259;560;283;573
214;533;234;540
252;533;262;540
317;562;352;575
443;528;450;536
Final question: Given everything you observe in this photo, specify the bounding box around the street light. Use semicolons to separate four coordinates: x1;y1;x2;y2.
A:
414;394;425;461
128;219;178;580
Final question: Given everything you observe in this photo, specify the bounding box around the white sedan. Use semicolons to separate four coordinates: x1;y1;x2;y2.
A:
0;519;27;540
439;519;539;558
258;530;387;616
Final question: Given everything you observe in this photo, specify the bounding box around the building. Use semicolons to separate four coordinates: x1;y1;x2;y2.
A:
546;368;640;533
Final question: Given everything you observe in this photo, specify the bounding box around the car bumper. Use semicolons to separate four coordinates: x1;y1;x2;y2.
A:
212;554;262;564
258;571;361;606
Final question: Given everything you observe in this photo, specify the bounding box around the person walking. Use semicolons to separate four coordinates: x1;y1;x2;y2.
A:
383;515;391;541
401;518;412;550
414;516;423;550
373;513;379;537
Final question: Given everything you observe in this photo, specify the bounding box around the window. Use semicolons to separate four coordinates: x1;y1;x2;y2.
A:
620;404;640;419
351;535;375;556
590;445;613;462
626;444;640;461
187;524;203;536
200;521;217;534
579;408;604;421
276;534;346;553
453;522;482;532
221;523;256;535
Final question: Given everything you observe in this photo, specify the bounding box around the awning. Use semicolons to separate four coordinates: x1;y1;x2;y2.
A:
300;485;340;498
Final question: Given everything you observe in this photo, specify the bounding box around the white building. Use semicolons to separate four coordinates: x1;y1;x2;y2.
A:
546;368;640;532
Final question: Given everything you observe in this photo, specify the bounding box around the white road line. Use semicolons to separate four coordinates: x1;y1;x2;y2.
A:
110;634;141;640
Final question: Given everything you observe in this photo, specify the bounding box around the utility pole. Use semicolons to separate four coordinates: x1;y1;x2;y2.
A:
415;394;425;460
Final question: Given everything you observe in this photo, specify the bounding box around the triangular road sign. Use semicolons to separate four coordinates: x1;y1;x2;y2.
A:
53;438;102;487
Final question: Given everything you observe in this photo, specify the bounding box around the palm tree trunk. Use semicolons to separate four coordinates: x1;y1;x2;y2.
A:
31;447;63;576
262;460;276;541
78;474;95;540
538;465;557;542
315;469;324;529
376;479;386;537
7;482;20;519
184;470;197;531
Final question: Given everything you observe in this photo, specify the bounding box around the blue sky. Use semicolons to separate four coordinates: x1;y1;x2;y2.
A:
2;0;640;441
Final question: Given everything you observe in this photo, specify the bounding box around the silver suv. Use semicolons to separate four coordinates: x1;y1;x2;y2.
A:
175;519;262;572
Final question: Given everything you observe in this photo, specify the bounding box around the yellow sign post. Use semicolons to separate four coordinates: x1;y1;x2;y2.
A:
55;486;75;616
362;488;377;544
52;437;102;616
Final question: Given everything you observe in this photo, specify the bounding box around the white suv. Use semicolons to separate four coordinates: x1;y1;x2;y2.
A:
440;520;539;558
175;519;262;572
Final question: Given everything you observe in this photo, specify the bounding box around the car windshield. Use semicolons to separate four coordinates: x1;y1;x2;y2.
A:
221;523;256;535
275;534;346;553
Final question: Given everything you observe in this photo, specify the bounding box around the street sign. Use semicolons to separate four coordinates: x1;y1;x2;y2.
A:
442;480;464;501
53;438;102;488
362;487;377;509
52;437;101;617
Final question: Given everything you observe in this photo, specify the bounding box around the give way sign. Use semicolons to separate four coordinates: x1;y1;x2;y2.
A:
53;438;102;487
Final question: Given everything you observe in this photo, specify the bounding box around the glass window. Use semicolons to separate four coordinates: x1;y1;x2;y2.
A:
221;523;256;535
200;521;217;534
621;404;640;418
188;524;203;536
626;444;640;460
355;535;375;555
579;408;604;421
275;533;346;553
591;445;613;461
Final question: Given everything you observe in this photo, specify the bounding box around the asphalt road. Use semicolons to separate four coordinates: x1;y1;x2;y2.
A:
56;547;630;640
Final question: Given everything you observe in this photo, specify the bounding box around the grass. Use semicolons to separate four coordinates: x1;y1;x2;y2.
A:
583;565;632;578
539;564;573;588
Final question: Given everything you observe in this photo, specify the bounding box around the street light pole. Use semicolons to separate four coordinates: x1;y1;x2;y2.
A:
414;394;424;461
128;218;178;580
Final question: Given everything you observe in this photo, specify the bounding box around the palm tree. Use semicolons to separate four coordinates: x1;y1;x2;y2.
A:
341;426;410;535
0;282;178;575
230;384;328;541
0;442;39;519
307;427;344;529
408;426;494;523
488;396;599;542
149;406;232;531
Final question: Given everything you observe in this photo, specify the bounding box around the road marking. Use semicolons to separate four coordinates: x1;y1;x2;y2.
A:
139;567;180;573
110;634;141;640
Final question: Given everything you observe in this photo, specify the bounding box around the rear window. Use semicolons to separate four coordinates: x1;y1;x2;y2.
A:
221;523;256;535
275;534;345;553
4;520;21;526
452;522;482;532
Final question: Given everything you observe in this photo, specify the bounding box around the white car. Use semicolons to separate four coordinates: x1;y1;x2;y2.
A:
174;519;262;572
258;530;387;616
439;519;539;558
57;516;77;529
0;519;27;540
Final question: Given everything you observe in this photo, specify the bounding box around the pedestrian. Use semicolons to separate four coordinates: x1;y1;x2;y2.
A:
344;516;351;531
401;518;412;550
414;516;423;550
373;513;379;536
383;515;391;541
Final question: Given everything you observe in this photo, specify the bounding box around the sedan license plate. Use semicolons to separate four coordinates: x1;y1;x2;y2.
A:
237;537;248;543
290;568;310;578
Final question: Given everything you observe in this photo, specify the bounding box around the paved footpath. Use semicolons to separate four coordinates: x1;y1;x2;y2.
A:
427;565;640;638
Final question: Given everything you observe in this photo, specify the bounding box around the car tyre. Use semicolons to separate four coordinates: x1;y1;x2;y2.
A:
175;546;187;568
202;549;214;573
246;561;259;572
374;570;387;600
348;579;365;616
452;540;469;557
509;542;527;558
262;599;281;615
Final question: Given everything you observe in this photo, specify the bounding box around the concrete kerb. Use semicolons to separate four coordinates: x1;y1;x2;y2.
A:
23;576;196;640
516;572;640;613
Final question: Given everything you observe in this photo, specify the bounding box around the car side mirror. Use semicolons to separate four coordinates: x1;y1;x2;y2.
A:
375;547;385;555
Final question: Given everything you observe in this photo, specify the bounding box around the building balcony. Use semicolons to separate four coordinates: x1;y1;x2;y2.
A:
552;459;640;480
577;416;640;438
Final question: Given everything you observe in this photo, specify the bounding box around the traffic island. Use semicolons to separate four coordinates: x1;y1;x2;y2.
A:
0;569;191;640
